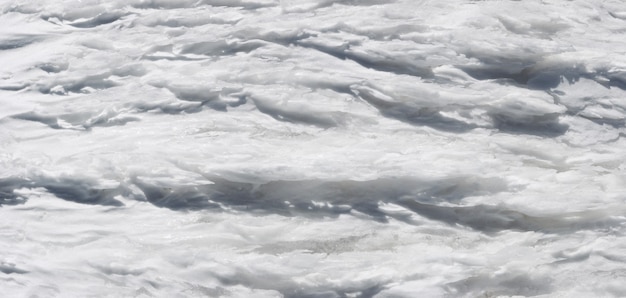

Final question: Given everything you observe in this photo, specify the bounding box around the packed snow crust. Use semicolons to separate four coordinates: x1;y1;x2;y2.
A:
1;0;626;297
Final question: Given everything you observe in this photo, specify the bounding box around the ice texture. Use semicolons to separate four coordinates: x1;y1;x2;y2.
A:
1;0;626;297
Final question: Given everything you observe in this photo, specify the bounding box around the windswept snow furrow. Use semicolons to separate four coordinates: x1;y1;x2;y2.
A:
445;270;553;297
148;82;246;111
0;35;44;50
250;96;347;128
399;199;626;234
0;176;124;206
126;175;625;234
0;177;31;206
40;11;129;28
178;40;266;56
352;85;479;133
11;110;139;130
2;0;626;297
295;39;436;79
211;267;387;298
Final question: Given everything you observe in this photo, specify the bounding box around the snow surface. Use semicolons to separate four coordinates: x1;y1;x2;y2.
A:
1;0;626;297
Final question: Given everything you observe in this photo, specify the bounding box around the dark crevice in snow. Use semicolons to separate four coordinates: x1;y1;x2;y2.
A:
600;70;626;91
397;199;623;234
38;178;125;207
37;74;119;94
0;84;29;91
126;174;625;234
578;115;626;129
0;176;125;207
458;62;591;90
250;96;347;128
0;263;29;275
295;39;435;79
130;174;506;217
40;12;130;28
0;177;31;206
11;111;140;131
38;62;69;73
490;112;569;137
353;84;570;136
149;82;247;112
353;85;478;133
0;35;44;51
231;28;315;49
67;12;129;28
35;65;147;95
9;172;603;235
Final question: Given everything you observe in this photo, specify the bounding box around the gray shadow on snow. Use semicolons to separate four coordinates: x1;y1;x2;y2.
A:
130;173;624;234
214;267;386;298
0;263;29;275
489;112;569;137
0;35;43;51
40;177;125;206
457;58;589;91
597;70;626;91
6;173;622;234
11;111;140;131
353;86;478;133
0;176;124;207
296;40;434;79
230;28;434;79
0;178;31;206
41;12;130;28
131;174;505;223
352;82;569;136
148;82;247;112
250;97;347;128
445;270;553;297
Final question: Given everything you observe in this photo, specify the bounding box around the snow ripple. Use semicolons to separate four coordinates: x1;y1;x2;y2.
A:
2;0;626;297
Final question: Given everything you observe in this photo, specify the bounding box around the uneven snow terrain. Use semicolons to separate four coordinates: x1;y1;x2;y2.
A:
1;0;626;296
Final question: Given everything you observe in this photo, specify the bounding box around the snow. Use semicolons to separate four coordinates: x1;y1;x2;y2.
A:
1;0;626;297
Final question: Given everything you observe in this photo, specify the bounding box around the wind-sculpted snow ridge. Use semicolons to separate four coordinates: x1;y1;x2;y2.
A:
2;0;626;297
